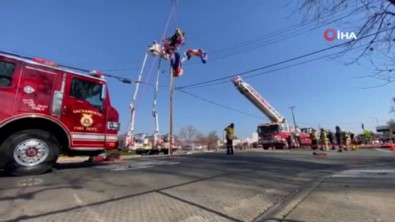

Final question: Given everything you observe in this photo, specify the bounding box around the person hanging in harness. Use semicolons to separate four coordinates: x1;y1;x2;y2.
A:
163;28;185;55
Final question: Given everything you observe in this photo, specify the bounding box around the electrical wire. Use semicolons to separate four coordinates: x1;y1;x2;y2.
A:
188;1;363;63
169;43;383;126
177;26;395;90
100;1;362;72
176;89;264;120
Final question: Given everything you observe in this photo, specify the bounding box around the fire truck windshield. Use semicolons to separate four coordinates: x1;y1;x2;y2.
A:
258;124;284;134
70;78;104;110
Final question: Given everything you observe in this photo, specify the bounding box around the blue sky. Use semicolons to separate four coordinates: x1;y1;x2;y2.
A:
1;0;394;139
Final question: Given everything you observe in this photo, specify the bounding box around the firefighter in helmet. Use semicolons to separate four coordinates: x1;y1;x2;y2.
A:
342;130;350;150
320;128;329;151
310;128;319;150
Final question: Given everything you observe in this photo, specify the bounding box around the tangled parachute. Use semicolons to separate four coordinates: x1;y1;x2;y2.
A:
147;28;207;77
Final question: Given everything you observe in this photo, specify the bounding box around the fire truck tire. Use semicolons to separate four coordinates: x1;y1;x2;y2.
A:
2;129;60;176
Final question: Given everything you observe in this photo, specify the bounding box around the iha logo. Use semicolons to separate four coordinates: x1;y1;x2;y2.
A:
324;28;357;41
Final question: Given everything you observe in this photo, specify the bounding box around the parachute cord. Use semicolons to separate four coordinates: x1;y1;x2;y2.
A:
172;1;179;28
138;2;176;104
126;1;177;148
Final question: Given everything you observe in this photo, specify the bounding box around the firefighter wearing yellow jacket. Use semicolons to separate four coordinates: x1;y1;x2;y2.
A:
310;129;319;150
224;123;235;155
342;131;350;150
320;128;329;150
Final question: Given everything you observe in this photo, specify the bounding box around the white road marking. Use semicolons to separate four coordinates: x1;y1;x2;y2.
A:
332;169;395;178
73;194;105;222
73;194;83;204
375;148;392;153
17;178;44;187
94;160;180;171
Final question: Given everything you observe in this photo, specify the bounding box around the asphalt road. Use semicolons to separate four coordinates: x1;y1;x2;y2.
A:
0;148;394;222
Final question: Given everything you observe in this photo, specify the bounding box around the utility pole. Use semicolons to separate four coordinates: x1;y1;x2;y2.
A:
289;106;297;131
169;65;174;156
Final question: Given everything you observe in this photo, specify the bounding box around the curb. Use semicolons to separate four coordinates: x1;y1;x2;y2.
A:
56;150;209;164
254;175;327;222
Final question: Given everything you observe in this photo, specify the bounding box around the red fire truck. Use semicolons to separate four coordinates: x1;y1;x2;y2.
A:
231;76;312;149
0;51;129;176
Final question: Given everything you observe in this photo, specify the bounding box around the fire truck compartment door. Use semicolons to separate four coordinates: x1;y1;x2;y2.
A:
15;65;57;114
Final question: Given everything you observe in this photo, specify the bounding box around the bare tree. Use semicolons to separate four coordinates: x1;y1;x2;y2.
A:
196;131;220;150
179;125;200;145
207;131;220;149
196;133;208;146
296;0;395;86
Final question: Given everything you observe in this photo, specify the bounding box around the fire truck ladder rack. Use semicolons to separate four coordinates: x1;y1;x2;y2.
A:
231;75;286;123
0;50;132;84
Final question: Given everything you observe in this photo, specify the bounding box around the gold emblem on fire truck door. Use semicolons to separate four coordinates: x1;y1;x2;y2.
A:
80;114;93;127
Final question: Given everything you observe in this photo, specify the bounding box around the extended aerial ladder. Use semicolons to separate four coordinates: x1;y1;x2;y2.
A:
231;76;286;124
231;76;309;149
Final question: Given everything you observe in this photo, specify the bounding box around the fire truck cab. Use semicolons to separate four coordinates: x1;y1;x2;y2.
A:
0;52;120;176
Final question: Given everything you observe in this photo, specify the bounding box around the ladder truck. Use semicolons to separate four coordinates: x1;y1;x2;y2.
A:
231;76;312;149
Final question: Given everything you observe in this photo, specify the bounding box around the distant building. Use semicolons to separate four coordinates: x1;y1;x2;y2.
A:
376;125;394;138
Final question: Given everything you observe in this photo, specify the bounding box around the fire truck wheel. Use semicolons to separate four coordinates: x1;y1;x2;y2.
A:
2;129;60;176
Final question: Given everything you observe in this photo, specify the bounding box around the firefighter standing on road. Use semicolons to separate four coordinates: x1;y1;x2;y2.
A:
320;128;329;151
350;131;357;150
224;123;235;155
342;131;350;150
328;130;335;150
335;126;343;152
310;128;319;150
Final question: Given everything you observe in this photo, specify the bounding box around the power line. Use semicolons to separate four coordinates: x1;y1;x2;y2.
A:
171;49;385;127
181;47;348;90
208;13;361;61
135;41;368;90
209;2;359;55
176;89;264;119
176;88;381;128
177;26;394;90
97;2;360;72
186;2;362;63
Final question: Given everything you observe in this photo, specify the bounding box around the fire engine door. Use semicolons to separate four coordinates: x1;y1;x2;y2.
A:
60;75;107;146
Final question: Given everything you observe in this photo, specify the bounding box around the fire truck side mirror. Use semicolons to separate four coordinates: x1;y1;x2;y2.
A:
122;79;132;84
101;84;107;100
